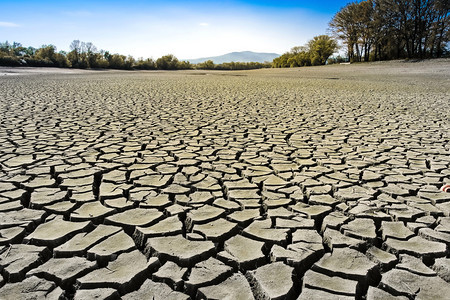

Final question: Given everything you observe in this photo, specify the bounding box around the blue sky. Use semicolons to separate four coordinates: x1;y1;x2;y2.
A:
0;0;351;59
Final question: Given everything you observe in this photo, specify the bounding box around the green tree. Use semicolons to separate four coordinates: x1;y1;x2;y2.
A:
134;58;156;70
84;42;98;68
308;35;338;65
54;51;71;67
124;55;135;69
197;60;215;69
108;54;126;69
272;53;291;68
35;45;56;61
331;0;449;61
156;54;179;70
68;40;81;67
273;37;336;68
0;41;11;55
329;2;361;61
178;60;193;69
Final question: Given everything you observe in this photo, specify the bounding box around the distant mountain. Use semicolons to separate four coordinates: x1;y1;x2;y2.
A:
186;51;280;64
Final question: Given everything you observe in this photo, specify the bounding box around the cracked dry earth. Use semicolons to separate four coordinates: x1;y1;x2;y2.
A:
0;61;449;300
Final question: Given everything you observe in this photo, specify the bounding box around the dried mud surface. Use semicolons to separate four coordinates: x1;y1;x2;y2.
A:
0;60;449;299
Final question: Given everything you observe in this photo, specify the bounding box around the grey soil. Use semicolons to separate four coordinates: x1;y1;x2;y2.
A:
0;60;449;299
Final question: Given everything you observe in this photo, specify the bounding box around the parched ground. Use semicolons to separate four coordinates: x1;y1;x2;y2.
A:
0;60;449;299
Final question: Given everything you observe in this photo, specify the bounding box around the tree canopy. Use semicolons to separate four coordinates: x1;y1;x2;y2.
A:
0;40;270;70
2;1;448;70
329;0;449;61
273;35;338;68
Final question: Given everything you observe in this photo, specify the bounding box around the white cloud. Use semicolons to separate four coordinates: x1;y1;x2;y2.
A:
0;21;20;28
199;22;209;27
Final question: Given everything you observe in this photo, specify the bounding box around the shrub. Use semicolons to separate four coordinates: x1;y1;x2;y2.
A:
0;55;21;66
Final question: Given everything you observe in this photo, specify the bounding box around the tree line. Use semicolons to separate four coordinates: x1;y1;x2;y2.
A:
0;40;271;70
1;0;447;70
330;0;449;61
273;35;340;68
273;0;448;68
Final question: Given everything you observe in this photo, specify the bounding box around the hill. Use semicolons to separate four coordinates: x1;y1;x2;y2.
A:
186;51;280;64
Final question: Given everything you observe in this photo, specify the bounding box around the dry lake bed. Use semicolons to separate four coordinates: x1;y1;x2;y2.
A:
0;60;449;299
